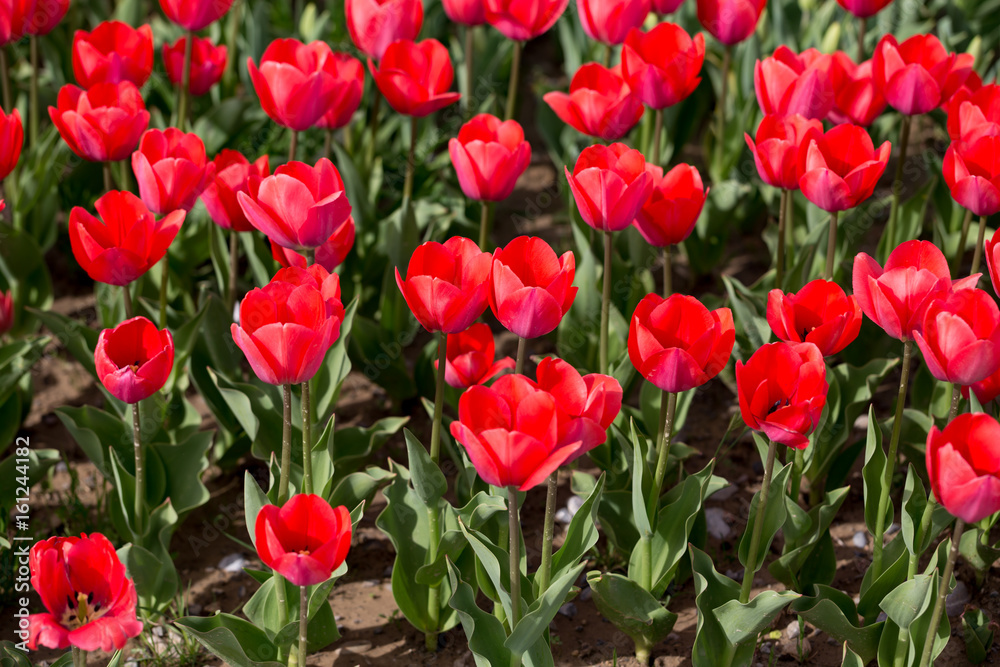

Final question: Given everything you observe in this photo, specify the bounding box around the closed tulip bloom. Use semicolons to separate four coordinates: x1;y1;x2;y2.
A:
26;0;69;35
346;0;423;61
736;341;828;450
927;413;1000;524
395;237;492;333
943;136;1000;217
200;150;270;232
873;34;968;116
72;21;153;88
238;158;352;251
536;356;623;452
853;240;979;342
0;105;22;181
255;494;352;587
232;266;345;386
767;279;861;356
628;293;735;393
369;38;461;117
963;366;1000;406
484;0;569;41
449;113;531;202
566;143;653;232
0;290;13;336
27;534;143;652
489;236;577;339
163;36;227;97
745;113;822;190
272;217;355;272
1;0;36;45
797;123;890;212
986;227;1000;298
437;323;515;388
828;53;888;126
69;190;184;286
836;0;892;17
620;23;704;110
653;0;684;12
49;82;150;162
544;64;644;141
443;0;485;25
315;53;365;131
946;84;1000;144
914;289;1000;386
132;128;215;214
577;0;651;46
633;164;707;247
95;317;174;403
696;0;766;46
159;0;234;31
755;46;835;120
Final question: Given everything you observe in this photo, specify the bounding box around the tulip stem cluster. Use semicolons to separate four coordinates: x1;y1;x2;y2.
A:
505;42;523;122
740;437;778;604
600;231;613;374
536;474;558;594
971;215;988;276
825;210;839;279
176;30;194;131
298;584;308;667
918;519;965;667
279;383;293;503
884;116;912;261
132;402;144;535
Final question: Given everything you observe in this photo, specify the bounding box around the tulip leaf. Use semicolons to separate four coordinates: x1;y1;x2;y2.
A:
878;573;950;666
244;471;270;548
628;419;653;539
326;415;409;486
447;560;513;667
861;404;892;536
0;338;47;406
328;467;395;512
0;224;53;337
313;295;359;422
243;575;292;639
690;545;756;667
457;516;516;623
738;452;793;571
404;429;447;507
721;275;771;361
0;641;33;667
769;486;849;591
962;608;994;664
959;526;1000;584
271;585;342;651
0;446;59;515
714;589;800;646
117;542;179;617
586;570;678;659
791;585;882;664
148;430;212;516
506;563;584;657
175;613;284;667
546;473;604;588
858;536;909;623
842;646;866;667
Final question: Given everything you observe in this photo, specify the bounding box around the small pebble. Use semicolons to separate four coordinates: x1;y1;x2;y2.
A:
852;532;868;549
559;602;578;618
876;612;888;623
187;603;203;615
705;507;731;540
886;523;900;535
152;625;165;637
785;621;800;640
667;632;680;642
218;553;248;573
579;586;592;602
363;579;379;587
947;581;970;617
710;485;739;502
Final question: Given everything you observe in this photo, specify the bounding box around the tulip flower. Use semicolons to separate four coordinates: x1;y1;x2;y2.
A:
828;52;888;126
0;289;13;336
26;0;69;36
654;0;684;10
696;0;766;46
49;82;150;163
566;143;653;233
755;46;834;120
436;323;515;388
27;534;143;652
159;0;234;30
131;128;215;214
201;150;270;232
369;38;461;117
71;21;153;88
272;218;355;273
767;279;861;356
963;366;1000;407
162;36;227;97
69;190;184;286
346;0;423;61
633;164;707;248
836;0;892;17
946;84;1000;144
927;413;1000;524
0;105;22;181
913;288;1000;387
95;316;174;403
797;123;889;212
745;113;822;191
314;53;365;131
986;227;1000;297
238;158;352;252
535;356;622;449
443;0;485;25
484;0;569;41
620;22;705;111
943;136;1000;218
577;0;651;46
873;34;968;116
489;236;577;340
255;494;352;587
544;63;644;141
1;0;36;44
449;113;531;202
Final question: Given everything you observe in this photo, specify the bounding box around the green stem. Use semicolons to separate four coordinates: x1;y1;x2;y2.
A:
505;41;523;121
278;384;292;503
713;45;732;171
301;249;315;496
537;473;558;594
289;130;298;162
464;25;475;119
639;530;652;592
871;339;914;579
227;230;239;316
29;36;38;147
971;214;988;277
507;486;522;629
430;331;447;464
603;43;613;68
884;116;912;261
323;129;332;161
652;108;663;167
776;190;789;288
949;384;961;422
72;647;86;667
426;499;441;651
917;519;965;667
785;188;796;270
790;449;804;503
599;230;612;374
158;256;168;326
662;245;672;297
403;116;417;203
907;496;936;579
132;402;144;536
953;208;974;275
367;91;381;167
514;336;527;375
651;392;678;503
478;202;492;249
740;438;778;604
103;163;114;192
274;573;288;663
856;16;867;63
177;30;194;131
825;210;839;280
223;0;242;90
122;284;133;319
298;585;308;667
0;48;10;114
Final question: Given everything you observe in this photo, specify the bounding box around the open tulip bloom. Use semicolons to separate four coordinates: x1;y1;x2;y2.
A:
543;63;645;142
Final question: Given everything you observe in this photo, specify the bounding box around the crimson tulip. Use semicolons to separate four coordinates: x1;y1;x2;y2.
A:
633;164;707;247
443;0;485;25
1;0;36;45
49;82;150;162
449;113;531;202
836;0;892;17
315;52;365;131
566;143;653;232
943;136;1000;217
436;323;515;388
628;293;734;393
396;237;491;334
696;0;766;46
232;266;345;386
369;38;461;117
255;494;352;587
27;533;143;652
755;46;834;119
745;113;822;190
26;0;69;35
853;240;979;342
272;217;356;272
346;0;423;61
0;289;12;336
159;0;234;31
131;128;215;214
963;366;1000;406
69;190;184;286
72;21;152;88
0;104;22;181
914;288;1000;386
489;236;577;339
946;83;1000;144
653;0;684;10
200;150;270;232
986;227;1000;297
237;158;352;251
620;23;705;110
736;341;828;449
544;64;643;141
797;123;890;212
767;279;861;356
828;52;888;126
163;36;227;97
926;413;1000;524
873;34;969;116
484;0;569;41
94;317;174;403
536;356;623;451
577;0;650;46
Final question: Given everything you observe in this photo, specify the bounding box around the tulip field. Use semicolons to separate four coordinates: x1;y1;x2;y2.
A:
4;0;1000;664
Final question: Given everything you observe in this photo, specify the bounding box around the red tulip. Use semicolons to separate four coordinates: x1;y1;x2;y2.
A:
744;113;822;190
26;0;69;36
943;136;1000;217
736;341;828;450
853;240;979;342
946;83;1000;144
396;237;492;334
443;0;485;25
315;52;365;131
536;356;623;451
436;323;515;388
72;21;153;88
633;164;707;247
484;0;569;41
369;38;461;117
69;190;184;286
565;143;653;232
346;0;423;61
27;534;143;652
767;279;861;356
986;227;1000;297
962;366;1000;406
1;0;36;45
835;0;892;17
255;494;352;587
200;150;270;232
628;293;734;393
653;0;684;11
0;289;13;335
544;64;643;141
914;288;1000;386
873;34;969;116
577;0;651;46
620;23;705;110
131;128;215;214
755;46;834;120
272;217;355;272
248;39;351;131
232;266;345;385
449;113;531;201
828;52;888;127
0;104;23;181
489;236;577;339
49;82;150;163
163;36;227;97
159;0;234;31
797;123;890;212
237;158;352;251
926;413;1000;524
95;316;174;403
696;0;766;46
